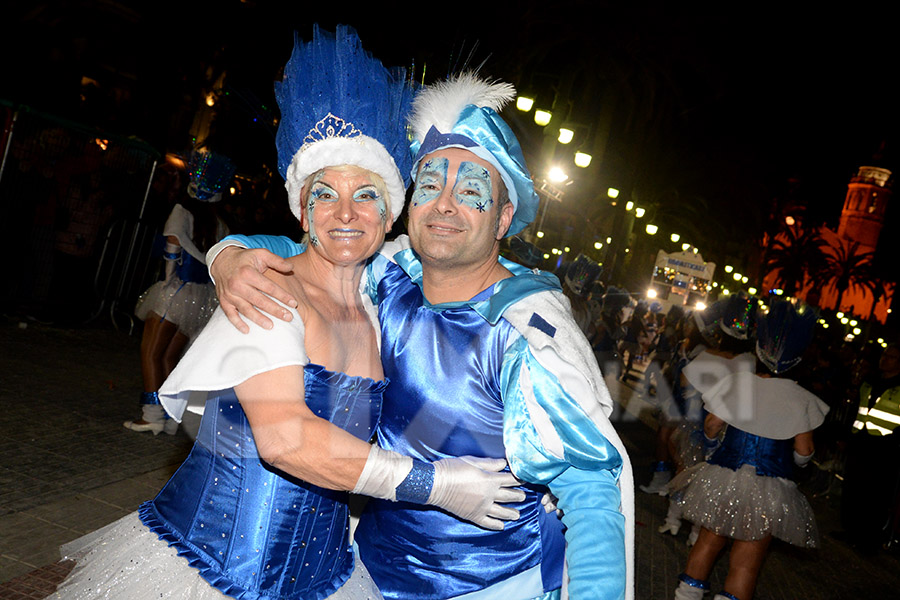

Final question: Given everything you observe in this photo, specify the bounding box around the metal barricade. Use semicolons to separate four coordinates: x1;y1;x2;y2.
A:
0;100;161;331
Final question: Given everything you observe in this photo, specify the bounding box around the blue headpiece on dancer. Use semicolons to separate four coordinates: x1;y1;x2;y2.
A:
187;151;236;202
756;300;816;374
274;25;415;223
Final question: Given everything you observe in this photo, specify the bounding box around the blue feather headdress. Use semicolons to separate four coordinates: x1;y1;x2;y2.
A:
187;151;236;202
756;300;816;374
274;25;415;223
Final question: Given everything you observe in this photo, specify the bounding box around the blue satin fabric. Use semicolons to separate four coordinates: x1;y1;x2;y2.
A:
176;250;213;284
708;426;794;478
141;364;385;600
356;262;564;600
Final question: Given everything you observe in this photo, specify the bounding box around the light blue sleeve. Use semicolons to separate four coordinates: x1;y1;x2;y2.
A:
221;234;304;258
500;334;626;600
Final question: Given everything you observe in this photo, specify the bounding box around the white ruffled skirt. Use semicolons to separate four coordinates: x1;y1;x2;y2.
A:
48;513;382;600
670;462;819;548
135;277;218;339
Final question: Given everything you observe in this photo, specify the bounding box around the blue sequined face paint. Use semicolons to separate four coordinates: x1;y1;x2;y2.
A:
354;185;387;223
453;161;493;212
306;173;334;247
411;156;449;207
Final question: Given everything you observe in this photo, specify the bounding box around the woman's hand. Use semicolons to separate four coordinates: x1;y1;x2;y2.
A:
210;247;297;333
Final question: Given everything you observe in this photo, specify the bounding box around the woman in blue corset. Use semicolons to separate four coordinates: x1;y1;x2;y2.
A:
671;300;829;600
51;26;521;600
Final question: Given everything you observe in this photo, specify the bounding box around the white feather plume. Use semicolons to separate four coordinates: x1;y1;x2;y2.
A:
409;72;516;142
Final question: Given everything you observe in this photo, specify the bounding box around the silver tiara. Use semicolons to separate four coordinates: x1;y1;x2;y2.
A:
302;113;361;148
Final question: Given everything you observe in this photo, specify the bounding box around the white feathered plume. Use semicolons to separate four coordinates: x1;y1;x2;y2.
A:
409;72;516;142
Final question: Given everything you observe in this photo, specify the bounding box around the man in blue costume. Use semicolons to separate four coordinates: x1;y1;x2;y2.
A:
207;74;634;600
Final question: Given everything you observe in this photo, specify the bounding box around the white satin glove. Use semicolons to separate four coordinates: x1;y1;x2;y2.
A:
353;446;525;530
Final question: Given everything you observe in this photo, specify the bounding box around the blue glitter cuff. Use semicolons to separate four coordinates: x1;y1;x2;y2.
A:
141;391;161;405
678;573;709;590
652;460;673;472
395;461;434;504
717;592;740;600
163;250;181;261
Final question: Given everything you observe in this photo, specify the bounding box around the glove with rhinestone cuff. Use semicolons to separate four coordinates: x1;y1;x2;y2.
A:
352;445;525;530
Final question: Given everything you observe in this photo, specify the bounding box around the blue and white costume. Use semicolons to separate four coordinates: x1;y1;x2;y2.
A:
53;303;386;600
670;372;829;548
211;234;634;600
135;203;226;340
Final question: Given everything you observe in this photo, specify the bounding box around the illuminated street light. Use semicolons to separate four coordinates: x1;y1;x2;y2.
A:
670;233;680;242
543;253;549;259
625;201;634;211
841;317;849;324
853;327;862;335
681;243;691;251
850;319;858;326
534;109;552;126
634;207;645;218
836;312;844;318
594;241;602;249
548;167;568;182
574;152;592;167
748;287;758;295
564;246;570;253
741;276;748;284
695;301;707;310
606;237;612;243
733;272;742;281
725;265;734;273
647;288;658;298
516;96;534;111
646;224;658;235
722;288;730;295
558;128;574;144
536;231;545;238
607;188;619;199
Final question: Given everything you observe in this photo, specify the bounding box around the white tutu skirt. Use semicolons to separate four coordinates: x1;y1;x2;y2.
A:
49;513;382;600
669;462;819;548
135;277;218;339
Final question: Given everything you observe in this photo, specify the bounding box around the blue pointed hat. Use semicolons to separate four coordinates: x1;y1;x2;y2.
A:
274;25;415;223
408;73;539;236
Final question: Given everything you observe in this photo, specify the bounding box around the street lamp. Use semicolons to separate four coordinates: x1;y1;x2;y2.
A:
558;128;574;144
634;207;645;218
681;243;690;251
725;265;734;273
607;188;619;199
594;241;602;249
536;231;545;238
670;233;680;242
548;167;568;182
534;109;552;126
574;152;592;167
516;96;534;111
646;224;658;235
625;200;634;211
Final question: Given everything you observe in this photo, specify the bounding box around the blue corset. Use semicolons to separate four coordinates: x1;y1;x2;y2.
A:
708;427;794;479
176;251;212;284
357;263;564;600
141;364;385;600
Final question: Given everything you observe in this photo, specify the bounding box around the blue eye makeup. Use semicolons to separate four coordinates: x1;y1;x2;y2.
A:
355;185;388;223
453;161;493;212
411;157;449;207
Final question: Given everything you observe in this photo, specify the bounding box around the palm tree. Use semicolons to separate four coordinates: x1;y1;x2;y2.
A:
763;225;827;298
819;240;877;312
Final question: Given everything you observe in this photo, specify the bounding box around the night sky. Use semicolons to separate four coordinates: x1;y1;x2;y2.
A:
3;1;898;268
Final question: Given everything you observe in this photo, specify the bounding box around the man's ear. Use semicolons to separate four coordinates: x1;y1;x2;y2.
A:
496;201;514;240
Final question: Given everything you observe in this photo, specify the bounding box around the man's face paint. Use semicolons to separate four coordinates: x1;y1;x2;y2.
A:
411;156;448;208
454;161;493;212
411;157;494;213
